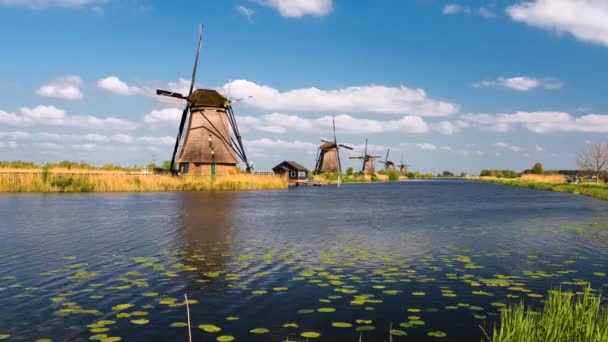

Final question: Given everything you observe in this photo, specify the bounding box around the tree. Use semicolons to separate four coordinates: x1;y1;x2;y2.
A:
442;171;454;177
161;160;173;170
460;172;468;177
531;162;544;174
346;167;354;176
577;143;608;183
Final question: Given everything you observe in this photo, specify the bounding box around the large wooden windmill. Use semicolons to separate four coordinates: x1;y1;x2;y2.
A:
156;25;250;176
378;148;395;171
314;117;353;174
349;139;381;176
399;154;408;175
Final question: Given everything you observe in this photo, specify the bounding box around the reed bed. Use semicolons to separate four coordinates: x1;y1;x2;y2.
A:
484;287;608;342
478;178;608;201
519;174;567;183
0;173;288;192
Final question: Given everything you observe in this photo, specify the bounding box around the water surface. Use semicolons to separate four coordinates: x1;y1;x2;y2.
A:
1;180;607;341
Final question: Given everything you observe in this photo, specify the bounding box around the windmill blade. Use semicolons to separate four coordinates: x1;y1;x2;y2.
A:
232;95;253;103
156;89;186;99
188;24;204;97
332;116;337;143
349;156;364;160
364;138;368;156
169;106;190;172
385;148;390;163
338;144;353;150
320;139;331;144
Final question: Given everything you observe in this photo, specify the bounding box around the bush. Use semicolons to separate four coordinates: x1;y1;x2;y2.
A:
386;169;401;181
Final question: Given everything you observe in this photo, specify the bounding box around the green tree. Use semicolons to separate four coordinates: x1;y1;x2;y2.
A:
161;160;173;170
346;167;354;176
442;171;454;177
532;162;544;174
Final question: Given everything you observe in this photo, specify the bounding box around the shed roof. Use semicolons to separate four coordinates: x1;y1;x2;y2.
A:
272;161;308;172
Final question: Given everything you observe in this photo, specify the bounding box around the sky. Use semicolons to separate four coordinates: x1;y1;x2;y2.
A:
1;0;607;174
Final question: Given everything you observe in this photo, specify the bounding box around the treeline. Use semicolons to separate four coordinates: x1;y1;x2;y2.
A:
480;169;520;178
0;160;172;171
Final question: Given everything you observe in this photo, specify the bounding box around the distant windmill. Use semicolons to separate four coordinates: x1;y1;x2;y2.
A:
378;148;395;171
349;139;381;175
314;117;353;174
156;25;250;175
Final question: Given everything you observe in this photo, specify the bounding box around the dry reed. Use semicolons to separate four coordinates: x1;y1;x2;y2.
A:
0;173;288;192
520;174;566;183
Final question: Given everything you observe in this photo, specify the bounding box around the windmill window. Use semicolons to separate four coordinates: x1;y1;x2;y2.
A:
290;171;296;178
298;171;306;178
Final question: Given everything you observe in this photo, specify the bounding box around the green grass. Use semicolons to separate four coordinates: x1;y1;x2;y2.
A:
478;178;608;201
484;287;608;342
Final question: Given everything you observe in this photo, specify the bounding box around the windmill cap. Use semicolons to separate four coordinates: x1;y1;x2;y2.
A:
189;89;229;108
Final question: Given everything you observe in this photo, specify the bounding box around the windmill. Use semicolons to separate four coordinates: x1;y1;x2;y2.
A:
156;25;250;175
378;148;395;171
314;117;353;174
399;154;408;175
349;139;381;175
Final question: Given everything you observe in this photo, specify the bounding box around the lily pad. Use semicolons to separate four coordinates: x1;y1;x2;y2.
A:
355;326;376;332
390;329;408;336
317;307;336;313
331;322;353;328
216;336;235;342
428;331;447;337
111;304;134;311
170;322;188;327
130;319;149;325
249;328;270;334
199;324;221;333
301;332;321;338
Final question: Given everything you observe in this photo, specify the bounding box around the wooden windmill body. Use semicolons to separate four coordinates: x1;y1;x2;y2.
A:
379;148;395;171
156;25;250;176
349;139;381;176
314;117;352;174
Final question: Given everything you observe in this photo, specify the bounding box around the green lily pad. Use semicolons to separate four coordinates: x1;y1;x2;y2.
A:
111;304;134;311
100;337;121;342
90;328;109;333
36;339;52;342
130;319;149;325
390;329;408;336
199;325;221;333
355;326;376;332
225;316;240;321
216;336;235;342
301;332;321;338
296;309;314;314
282;323;299;328
249;328;270;334
331;322;353;328
428;331;447;337
89;334;107;341
317;307;336;313
170;322;188;327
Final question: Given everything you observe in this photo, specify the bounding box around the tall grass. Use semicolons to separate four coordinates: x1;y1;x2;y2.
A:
478;178;608;201
484;287;608;342
0;173;287;192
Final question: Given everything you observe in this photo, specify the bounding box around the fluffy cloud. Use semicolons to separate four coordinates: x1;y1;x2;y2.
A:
236;5;255;21
143;108;182;123
258;0;333;17
0;141;18;148
507;0;608;47
461;111;608;133
97;76;144;96
442;4;471;15
238;113;431;134
36;75;83;100
430;121;459;134
416;143;438;151
222;80;459;116
245;138;316;152
0;0;107;8
478;6;496;18
474;76;562;91
495;142;522;152
535;145;545;152
0;105;136;130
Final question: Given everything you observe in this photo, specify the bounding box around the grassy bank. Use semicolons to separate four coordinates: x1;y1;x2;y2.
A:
313;170;406;184
0;173;288;192
477;178;608;201
484;287;608;342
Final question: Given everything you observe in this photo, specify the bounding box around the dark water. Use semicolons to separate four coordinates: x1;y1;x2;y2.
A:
1;180;607;341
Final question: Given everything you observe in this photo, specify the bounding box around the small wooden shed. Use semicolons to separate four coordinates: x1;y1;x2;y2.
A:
272;161;309;183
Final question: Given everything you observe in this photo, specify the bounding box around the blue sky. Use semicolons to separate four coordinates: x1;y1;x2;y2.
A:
1;0;607;174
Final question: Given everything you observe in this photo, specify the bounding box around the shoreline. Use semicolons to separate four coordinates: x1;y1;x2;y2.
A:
475;177;608;201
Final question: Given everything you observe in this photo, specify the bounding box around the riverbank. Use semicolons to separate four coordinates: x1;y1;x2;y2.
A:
476;177;608;201
0;173;288;192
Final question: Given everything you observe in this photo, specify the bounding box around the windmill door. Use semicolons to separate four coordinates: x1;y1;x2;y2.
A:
211;162;216;176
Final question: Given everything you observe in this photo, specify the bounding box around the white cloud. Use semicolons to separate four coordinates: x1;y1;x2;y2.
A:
245;138;316;151
507;0;608;47
97;76;144;96
535;145;545;152
0;105;136;130
478;6;496;18
461;111;608;133
430;120;459;134
442;4;471;15
72;143;97;150
36;75;83;100
33;142;63;150
0;141;18;148
236;5;255;21
144;108;182;123
0;0;107;8
474;76;562;91
222;80;459;116
416;143;437;151
238;113;431;134
494;142;522;152
258;0;333;17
